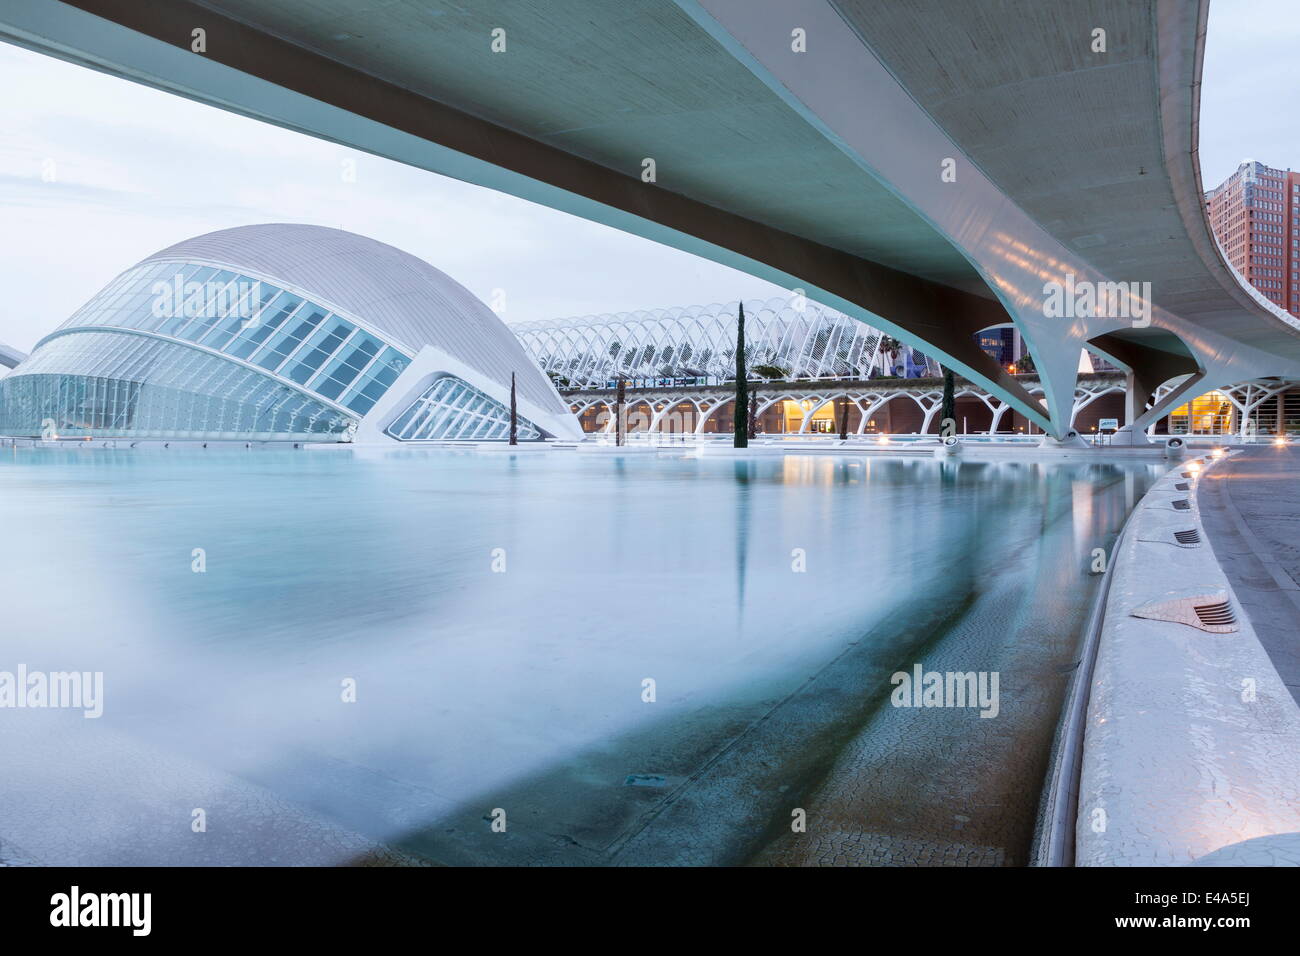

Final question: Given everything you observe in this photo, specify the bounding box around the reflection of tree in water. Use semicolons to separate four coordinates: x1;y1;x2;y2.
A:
733;459;755;621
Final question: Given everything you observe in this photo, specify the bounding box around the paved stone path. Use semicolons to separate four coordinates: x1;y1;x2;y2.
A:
1198;445;1300;705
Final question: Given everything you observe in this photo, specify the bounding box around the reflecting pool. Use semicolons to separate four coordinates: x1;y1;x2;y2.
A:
0;445;1164;866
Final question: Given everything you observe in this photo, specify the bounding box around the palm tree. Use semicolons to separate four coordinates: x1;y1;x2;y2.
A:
615;378;625;446
878;336;902;376
752;363;789;381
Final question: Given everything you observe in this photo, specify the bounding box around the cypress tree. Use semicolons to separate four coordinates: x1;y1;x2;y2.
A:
509;371;518;445
941;368;956;436
734;301;748;448
615;378;625;446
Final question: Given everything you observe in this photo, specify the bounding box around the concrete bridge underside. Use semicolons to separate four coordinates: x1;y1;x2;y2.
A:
4;0;1300;438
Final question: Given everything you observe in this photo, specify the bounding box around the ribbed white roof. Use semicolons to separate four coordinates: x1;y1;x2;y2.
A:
142;223;565;414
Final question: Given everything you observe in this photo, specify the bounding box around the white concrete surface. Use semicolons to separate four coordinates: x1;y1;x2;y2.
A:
1191;832;1300;866
1076;454;1300;865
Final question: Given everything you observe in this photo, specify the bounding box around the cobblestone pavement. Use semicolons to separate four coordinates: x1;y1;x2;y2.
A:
1198;445;1300;704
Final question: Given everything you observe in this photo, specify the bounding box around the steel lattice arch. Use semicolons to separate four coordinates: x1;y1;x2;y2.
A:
511;296;940;390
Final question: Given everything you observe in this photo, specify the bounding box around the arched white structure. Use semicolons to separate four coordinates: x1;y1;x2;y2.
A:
0;224;581;443
513;296;939;389
563;371;1300;441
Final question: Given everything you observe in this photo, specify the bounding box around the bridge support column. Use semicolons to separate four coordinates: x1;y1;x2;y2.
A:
1123;370;1148;429
1114;371;1155;446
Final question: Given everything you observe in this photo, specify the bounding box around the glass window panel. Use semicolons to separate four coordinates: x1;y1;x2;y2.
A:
344;393;376;415
0;329;357;441
280;317;352;384
252;306;326;372
195;275;272;351
225;292;301;360
307;334;379;393
382;375;539;442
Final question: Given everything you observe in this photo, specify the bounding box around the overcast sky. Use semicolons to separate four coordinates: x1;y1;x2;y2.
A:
0;0;1295;353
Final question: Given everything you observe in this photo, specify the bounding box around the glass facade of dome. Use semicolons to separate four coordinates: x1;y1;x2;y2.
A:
0;224;577;443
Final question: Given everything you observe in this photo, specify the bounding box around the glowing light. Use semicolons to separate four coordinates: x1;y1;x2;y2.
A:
1210;448;1225;459
876;435;890;445
1275;437;1287;447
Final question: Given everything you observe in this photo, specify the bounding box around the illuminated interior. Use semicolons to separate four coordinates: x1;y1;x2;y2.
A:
1167;391;1232;434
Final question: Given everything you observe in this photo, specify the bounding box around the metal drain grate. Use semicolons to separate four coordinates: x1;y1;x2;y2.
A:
1172;498;1191;510
1130;590;1238;633
1174;481;1190;491
1193;601;1236;628
1138;526;1203;548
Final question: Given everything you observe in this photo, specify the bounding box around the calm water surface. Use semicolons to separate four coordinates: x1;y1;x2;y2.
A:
0;445;1164;865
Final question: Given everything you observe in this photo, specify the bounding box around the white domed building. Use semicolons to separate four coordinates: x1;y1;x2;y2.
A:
0;224;581;443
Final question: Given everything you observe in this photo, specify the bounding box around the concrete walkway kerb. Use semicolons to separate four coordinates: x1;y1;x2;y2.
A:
1075;452;1300;866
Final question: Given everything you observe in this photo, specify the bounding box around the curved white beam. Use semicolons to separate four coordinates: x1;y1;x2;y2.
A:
0;341;25;369
676;0;1300;437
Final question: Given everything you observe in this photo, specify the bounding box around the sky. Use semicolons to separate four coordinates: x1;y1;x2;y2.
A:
0;0;1296;354
1200;0;1300;185
0;44;787;353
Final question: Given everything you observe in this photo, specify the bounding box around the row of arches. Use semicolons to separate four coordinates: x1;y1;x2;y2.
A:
1150;379;1293;437
567;379;1130;437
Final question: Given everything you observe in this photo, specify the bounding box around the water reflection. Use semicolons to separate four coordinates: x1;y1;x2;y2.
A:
0;446;1165;865
733;459;754;618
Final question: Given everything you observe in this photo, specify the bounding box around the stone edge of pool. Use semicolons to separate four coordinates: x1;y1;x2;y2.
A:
1074;452;1300;866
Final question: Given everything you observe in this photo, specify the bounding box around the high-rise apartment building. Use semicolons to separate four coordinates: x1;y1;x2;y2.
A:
1204;159;1300;316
